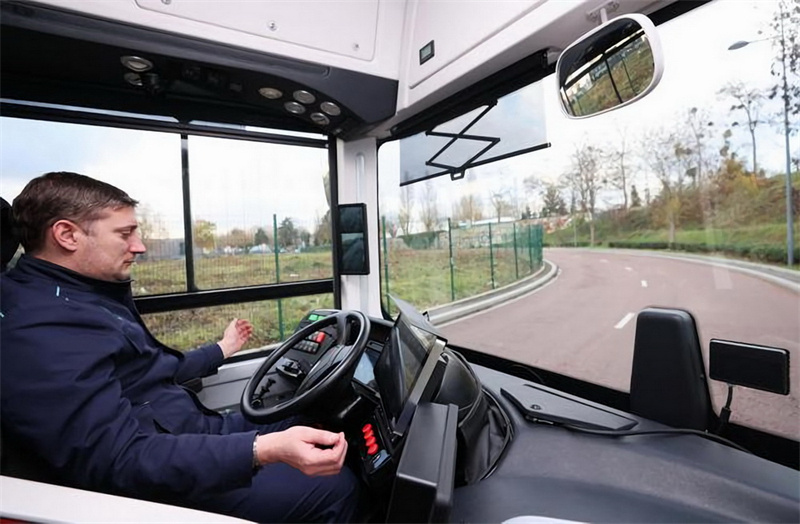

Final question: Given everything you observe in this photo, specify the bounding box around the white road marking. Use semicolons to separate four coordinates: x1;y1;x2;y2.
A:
641;280;648;288
600;259;609;263
615;312;635;329
625;267;633;272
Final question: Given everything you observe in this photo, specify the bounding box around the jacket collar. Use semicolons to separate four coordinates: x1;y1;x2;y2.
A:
13;255;133;301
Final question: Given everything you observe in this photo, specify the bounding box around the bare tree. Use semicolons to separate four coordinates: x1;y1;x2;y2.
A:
381;213;399;239
639;127;691;242
452;194;484;224
605;130;632;209
398;184;414;236
419;181;439;232
489;188;513;223
766;0;800;121
562;143;603;245
541;184;567;217
313;211;331;246
630;184;642;208
137;204;167;244
219;228;249;248
719;82;765;174
523;175;544;215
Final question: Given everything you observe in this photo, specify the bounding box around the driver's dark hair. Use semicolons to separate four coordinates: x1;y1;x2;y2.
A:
12;171;138;254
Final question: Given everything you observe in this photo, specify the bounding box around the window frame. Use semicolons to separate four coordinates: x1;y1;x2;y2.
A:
1;100;342;316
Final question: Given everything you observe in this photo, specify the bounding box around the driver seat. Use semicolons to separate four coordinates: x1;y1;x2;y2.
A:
0;197;57;482
1;197;19;271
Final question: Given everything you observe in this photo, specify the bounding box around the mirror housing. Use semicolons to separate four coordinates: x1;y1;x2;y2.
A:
556;14;664;118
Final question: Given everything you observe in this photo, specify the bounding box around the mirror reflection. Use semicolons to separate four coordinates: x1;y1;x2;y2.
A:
558;16;658;118
337;204;369;275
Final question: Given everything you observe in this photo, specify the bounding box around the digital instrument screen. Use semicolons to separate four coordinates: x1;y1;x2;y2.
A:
353;349;379;388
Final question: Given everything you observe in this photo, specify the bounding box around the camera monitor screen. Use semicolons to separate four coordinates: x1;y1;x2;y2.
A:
375;296;446;437
336;204;369;275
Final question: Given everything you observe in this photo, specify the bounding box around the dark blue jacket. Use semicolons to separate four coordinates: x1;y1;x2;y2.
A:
0;255;258;500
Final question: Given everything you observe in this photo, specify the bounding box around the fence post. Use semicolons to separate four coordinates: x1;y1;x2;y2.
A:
448;218;456;301
513;222;519;280
382;215;390;312
273;214;284;340
489;223;496;289
536;225;543;267
528;224;534;272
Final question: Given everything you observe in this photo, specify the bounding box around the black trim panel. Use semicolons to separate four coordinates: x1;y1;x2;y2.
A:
0;102;329;148
134;279;334;314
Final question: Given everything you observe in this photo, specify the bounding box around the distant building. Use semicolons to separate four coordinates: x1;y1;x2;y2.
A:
143;238;184;260
248;243;272;254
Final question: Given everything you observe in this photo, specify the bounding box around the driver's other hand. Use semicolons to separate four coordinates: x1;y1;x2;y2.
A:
257;426;348;477
218;318;254;358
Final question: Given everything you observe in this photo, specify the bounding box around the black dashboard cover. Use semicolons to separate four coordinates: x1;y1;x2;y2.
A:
434;350;511;485
501;383;637;430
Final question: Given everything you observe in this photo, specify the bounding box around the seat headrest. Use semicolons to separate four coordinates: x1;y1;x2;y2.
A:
1;197;21;271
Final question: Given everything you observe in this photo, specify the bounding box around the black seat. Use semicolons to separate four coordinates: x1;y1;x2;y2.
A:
1;197;55;481
1;197;20;271
630;307;714;431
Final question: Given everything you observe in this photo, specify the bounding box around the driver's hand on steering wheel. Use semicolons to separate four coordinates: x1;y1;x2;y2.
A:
255;426;348;476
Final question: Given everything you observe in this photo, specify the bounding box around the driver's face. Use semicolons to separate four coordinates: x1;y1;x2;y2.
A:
73;206;146;281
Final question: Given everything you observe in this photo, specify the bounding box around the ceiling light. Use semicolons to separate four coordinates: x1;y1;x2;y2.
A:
258;87;283;99
121;55;154;73
284;101;306;114
293;90;316;104
320;101;341;116
310;112;330;126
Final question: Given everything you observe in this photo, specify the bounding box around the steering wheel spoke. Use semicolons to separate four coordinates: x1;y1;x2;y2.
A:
241;310;370;423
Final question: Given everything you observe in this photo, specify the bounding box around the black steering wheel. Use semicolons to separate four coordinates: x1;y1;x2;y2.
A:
241;310;371;423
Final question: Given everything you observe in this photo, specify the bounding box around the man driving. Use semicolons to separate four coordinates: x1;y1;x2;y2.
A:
0;171;360;522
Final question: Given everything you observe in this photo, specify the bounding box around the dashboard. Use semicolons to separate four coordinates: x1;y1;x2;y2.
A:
195;305;800;522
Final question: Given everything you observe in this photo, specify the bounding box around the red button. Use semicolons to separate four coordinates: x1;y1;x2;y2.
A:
365;436;376;447
367;443;379;455
315;332;326;343
362;424;372;434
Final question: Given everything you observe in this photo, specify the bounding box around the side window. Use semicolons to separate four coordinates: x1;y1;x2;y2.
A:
1;116;186;290
186;135;331;289
1;116;334;351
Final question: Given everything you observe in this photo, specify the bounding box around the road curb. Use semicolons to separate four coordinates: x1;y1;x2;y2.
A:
428;260;559;325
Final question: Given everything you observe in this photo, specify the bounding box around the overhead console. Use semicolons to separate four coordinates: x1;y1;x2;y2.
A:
0;1;398;138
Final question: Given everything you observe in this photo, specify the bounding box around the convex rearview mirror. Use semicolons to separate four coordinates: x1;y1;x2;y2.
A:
557;14;664;118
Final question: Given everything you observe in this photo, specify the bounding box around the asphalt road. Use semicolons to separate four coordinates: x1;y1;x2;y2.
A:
440;248;800;440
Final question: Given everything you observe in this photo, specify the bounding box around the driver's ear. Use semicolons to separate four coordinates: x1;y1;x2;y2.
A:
51;220;81;252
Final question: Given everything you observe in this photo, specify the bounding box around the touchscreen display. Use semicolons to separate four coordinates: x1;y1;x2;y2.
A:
396;314;437;404
374;296;446;435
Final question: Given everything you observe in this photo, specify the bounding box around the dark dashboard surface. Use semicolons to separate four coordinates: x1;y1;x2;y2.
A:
451;365;799;523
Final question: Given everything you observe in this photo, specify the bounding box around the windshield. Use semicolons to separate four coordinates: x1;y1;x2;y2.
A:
378;0;799;441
